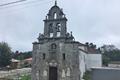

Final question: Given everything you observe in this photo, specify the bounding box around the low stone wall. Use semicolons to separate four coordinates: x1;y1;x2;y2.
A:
0;68;31;79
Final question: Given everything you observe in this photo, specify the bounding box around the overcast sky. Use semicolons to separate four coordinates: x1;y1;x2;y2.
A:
0;0;120;52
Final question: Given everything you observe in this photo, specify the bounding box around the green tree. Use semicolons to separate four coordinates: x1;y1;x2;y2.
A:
13;51;32;60
100;44;120;66
102;54;110;66
0;42;12;67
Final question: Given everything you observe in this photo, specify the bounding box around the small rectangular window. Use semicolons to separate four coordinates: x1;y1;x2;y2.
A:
43;53;46;60
63;53;65;60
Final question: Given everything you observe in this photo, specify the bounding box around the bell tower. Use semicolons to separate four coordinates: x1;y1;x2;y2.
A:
44;1;67;38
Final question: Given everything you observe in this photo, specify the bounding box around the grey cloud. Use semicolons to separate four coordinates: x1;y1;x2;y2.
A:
0;0;120;51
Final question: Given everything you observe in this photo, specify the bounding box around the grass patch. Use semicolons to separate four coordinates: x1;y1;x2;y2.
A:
20;75;31;80
83;71;92;80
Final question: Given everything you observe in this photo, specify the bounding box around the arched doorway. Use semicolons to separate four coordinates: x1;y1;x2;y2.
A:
49;66;57;80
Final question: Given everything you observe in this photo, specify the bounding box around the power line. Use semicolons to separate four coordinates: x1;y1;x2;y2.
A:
0;0;26;7
0;0;53;9
0;0;54;15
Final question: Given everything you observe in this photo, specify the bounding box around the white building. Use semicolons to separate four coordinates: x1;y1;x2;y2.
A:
78;44;102;80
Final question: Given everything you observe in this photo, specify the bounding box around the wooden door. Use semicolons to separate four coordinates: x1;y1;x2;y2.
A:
49;67;57;80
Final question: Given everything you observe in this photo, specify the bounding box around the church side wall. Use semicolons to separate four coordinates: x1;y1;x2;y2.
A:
79;50;87;80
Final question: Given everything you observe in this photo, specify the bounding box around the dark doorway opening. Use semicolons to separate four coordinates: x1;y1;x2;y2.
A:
49;66;57;80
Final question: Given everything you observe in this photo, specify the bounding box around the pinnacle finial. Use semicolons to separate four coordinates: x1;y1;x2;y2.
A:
55;0;57;6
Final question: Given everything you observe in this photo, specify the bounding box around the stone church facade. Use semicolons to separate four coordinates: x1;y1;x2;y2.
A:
32;1;102;80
